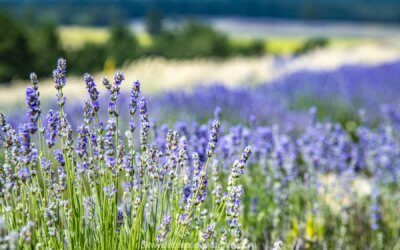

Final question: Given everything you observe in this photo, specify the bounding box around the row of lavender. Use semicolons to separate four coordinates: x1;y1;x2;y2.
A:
152;61;400;128
1;59;399;248
7;60;400;132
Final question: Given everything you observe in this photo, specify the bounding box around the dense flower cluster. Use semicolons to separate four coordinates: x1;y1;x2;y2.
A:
0;59;399;249
8;61;400;132
0;59;256;249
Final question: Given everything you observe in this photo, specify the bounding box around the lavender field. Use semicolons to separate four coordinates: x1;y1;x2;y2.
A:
0;57;399;249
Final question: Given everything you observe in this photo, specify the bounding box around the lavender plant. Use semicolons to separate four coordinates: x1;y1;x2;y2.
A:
0;59;255;249
1;59;399;249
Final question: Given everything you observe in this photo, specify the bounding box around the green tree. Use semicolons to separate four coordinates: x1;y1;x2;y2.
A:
295;37;329;56
145;9;164;36
106;25;140;66
0;13;33;83
67;43;107;75
29;22;65;77
153;21;231;59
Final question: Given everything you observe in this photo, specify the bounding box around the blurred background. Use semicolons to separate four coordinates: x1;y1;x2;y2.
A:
0;0;400;122
0;3;400;250
2;2;400;248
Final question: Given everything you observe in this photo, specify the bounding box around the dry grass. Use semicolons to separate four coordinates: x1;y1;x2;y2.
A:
1;43;399;110
0;56;272;109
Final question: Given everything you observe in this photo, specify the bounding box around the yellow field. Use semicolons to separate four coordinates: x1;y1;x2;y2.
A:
58;26;109;48
59;26;368;54
232;37;367;54
59;26;152;49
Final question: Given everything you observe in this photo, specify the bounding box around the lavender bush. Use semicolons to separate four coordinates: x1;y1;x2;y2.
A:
8;60;400;131
1;59;399;249
0;59;254;249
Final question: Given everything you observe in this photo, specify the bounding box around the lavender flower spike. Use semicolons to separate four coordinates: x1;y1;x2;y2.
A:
53;58;67;90
25;86;41;134
45;109;59;148
30;72;39;92
53;58;67;107
83;73;100;114
140;97;150;150
156;215;171;243
129;80;141;116
19;123;32;165
207;120;221;158
114;71;125;86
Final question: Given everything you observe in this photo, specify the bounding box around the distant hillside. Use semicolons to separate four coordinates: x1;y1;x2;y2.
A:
1;0;400;25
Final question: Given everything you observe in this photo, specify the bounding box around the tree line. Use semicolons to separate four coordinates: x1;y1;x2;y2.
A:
0;13;268;83
2;0;400;26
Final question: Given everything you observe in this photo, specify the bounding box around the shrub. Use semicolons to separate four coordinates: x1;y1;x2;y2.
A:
294;37;329;56
152;21;231;58
145;9;164;36
29;22;66;77
106;25;140;66
68;43;107;74
0;13;33;83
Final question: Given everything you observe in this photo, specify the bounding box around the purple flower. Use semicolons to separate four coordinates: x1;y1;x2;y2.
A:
200;223;216;246
370;187;381;231
18;123;31;164
140;97;150;150
54;149;65;167
156;215;171;243
103;186;117;198
83;73;100;109
53;58;67;90
240;146;252;165
122;154;134;176
30;72;39;90
140;97;148;115
76;162;89;174
53;58;67;107
108;102;117;117
105;118;116;157
0;112;6;128
114;72;125;86
83;100;93;125
116;208;123;233
18;167;31;181
40;157;52;172
128;80;141;132
207;120;221;158
106;72;125;117
183;184;192;198
45;110;59;148
25;87;41;134
76;125;89;158
226;185;243;230
102;76;112;90
192;153;208;205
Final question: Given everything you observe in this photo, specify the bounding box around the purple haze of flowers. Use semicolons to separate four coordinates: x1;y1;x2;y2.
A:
1;58;399;249
6;60;400;131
